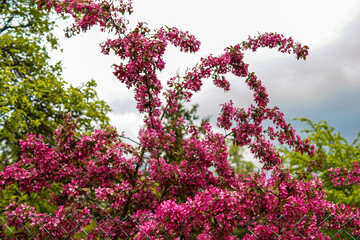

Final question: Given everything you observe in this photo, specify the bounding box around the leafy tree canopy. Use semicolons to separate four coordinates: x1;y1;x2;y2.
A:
227;142;256;176
1;0;55;35
0;0;111;167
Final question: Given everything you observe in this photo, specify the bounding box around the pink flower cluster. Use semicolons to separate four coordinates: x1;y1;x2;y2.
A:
328;162;360;187
242;32;309;60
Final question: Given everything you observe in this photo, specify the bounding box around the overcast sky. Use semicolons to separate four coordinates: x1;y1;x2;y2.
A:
52;0;360;156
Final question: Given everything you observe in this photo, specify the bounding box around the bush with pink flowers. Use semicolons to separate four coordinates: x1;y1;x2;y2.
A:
1;0;359;238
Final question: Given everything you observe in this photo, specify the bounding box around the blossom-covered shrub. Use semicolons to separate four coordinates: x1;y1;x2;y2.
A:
1;0;359;238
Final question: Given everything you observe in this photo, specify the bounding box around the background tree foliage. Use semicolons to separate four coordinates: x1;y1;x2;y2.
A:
0;1;112;214
280;118;360;207
0;0;111;167
227;142;256;176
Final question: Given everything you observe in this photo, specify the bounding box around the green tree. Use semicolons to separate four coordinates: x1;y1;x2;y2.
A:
280;118;360;207
228;142;256;176
0;1;111;167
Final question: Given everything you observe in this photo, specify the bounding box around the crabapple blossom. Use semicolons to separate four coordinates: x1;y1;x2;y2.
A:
1;0;359;238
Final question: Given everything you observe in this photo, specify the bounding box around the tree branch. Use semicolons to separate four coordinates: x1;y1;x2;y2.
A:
322;172;360;184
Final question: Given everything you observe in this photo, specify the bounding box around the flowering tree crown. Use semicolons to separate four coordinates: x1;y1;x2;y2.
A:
1;0;359;238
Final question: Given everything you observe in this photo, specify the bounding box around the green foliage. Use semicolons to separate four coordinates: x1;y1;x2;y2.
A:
161;101;200;166
0;183;62;214
1;0;56;36
280;118;360;207
159;72;202;166
227;142;256;176
0;1;112;167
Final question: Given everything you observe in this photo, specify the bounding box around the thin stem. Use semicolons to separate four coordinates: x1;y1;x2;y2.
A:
120;136;140;145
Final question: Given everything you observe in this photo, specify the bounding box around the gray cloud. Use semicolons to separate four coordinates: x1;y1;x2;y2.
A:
262;11;360;141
